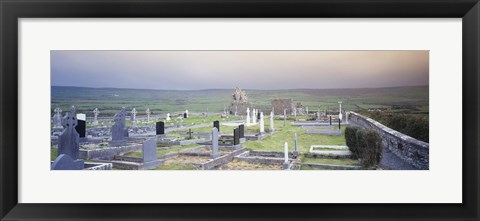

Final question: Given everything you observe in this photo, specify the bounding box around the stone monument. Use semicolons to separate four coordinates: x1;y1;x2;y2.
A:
211;127;219;159
131;108;137;125
111;107;128;146
52;107;62;128
92;108;99;126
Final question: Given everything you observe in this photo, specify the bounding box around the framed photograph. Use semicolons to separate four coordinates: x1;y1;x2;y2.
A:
1;0;478;220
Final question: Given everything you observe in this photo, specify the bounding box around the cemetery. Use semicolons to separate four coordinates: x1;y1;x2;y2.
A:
51;87;430;170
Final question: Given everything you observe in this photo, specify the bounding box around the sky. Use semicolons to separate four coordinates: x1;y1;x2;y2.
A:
51;51;429;90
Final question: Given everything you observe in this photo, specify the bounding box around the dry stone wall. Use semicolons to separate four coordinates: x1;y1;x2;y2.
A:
348;112;429;169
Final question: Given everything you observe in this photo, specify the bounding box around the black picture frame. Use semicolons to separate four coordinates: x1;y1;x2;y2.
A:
1;0;479;220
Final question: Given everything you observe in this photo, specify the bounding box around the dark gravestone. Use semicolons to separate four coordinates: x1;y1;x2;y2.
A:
58;112;80;159
142;138;160;169
75;119;86;138
184;113;187;118
338;119;341;130
112;107;127;142
329;116;332;125
233;128;240;145
238;124;245;138
257;112;260;120
51;154;84;170
213;120;220;132
156;121;165;135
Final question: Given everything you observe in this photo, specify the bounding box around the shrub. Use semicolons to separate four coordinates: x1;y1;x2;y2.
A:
356;129;383;167
345;126;361;159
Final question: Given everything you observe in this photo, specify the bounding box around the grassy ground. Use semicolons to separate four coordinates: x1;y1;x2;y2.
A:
301;157;360;165
124;144;201;158
242;120;346;153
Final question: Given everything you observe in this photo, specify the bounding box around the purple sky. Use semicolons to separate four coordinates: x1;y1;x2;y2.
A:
51;51;429;90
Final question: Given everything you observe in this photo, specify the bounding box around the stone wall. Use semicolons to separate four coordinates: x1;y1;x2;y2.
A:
348;112;429;169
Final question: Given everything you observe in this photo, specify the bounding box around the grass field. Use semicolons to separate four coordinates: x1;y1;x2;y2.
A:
51;85;429;117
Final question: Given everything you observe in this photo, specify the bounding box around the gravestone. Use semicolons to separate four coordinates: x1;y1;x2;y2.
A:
52;107;62;128
239;124;245;138
317;111;321;120
213;120;220;132
233;128;240;145
51;154;84;170
306;106;309;114
166;113;171;121
58;112;80;159
338;101;343;122
146;108;151;123
131;108;137;125
293;108;297;117
92;108;99;126
142;138;160;169
183;113;187;118
284;109;287;127
257;111;260;120
259;112;265;133
338;119;341;131
293;133;299;158
111;107;128;145
252;109;256;124
70;105;76;114
269;111;275;132
75;113;86;138
329;116;332;125
345;111;349;124
246;108;250;124
211;127;219;158
156;121;165;135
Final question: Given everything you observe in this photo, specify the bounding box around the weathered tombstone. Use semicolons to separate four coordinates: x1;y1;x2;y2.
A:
269;111;275;132
283;109;287;127
146;108;151;123
283;142;289;169
259;112;265;133
166;113;171;121
52;107;63;128
329;116;332;125
51;154;84;170
213;120;220;132
156;121;165;135
257;111;260;120
338;119;341;131
293;133;299;158
317;111;320;120
246;107;251;124
306;106;309;114
183;113;187;118
142;138;160;169
70;105;76;114
211;127;219;158
239;124;245;138
345;111;349;124
338;101;343;121
58;112;80;159
131;108;137;125
92;108;99;126
188;128;192;139
75;113;86;138
233;128;240;145
111;107;128;145
252;109;257;124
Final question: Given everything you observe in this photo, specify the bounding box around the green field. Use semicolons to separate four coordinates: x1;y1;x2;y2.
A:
51;85;429;117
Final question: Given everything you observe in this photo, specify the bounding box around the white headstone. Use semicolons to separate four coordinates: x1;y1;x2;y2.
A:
345;111;349;124
283;109;286;126
53;107;63;128
146;108;151;123
246;108;250;124
338;101;343;121
252;109;256;124
306;106;308;114
284;142;289;163
166;113;171;121
269;111;275;132
259;112;265;133
131;108;137;125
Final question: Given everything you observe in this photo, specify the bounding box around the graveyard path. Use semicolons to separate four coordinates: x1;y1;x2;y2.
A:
379;148;417;170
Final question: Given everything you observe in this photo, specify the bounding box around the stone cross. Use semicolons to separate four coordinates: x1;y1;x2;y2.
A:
146;108;151;123
259;112;265;133
131;108;137;125
211;127;219;159
70;105;76;114
246;107;250;124
58;112;80;159
92;108;99;126
269;111;275;132
283;109;286;127
111;107;128;144
53;107;63;128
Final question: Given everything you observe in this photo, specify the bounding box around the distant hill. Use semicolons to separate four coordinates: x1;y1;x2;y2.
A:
51;85;428;116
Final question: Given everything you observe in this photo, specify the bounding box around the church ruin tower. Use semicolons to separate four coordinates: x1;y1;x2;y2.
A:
229;87;250;115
